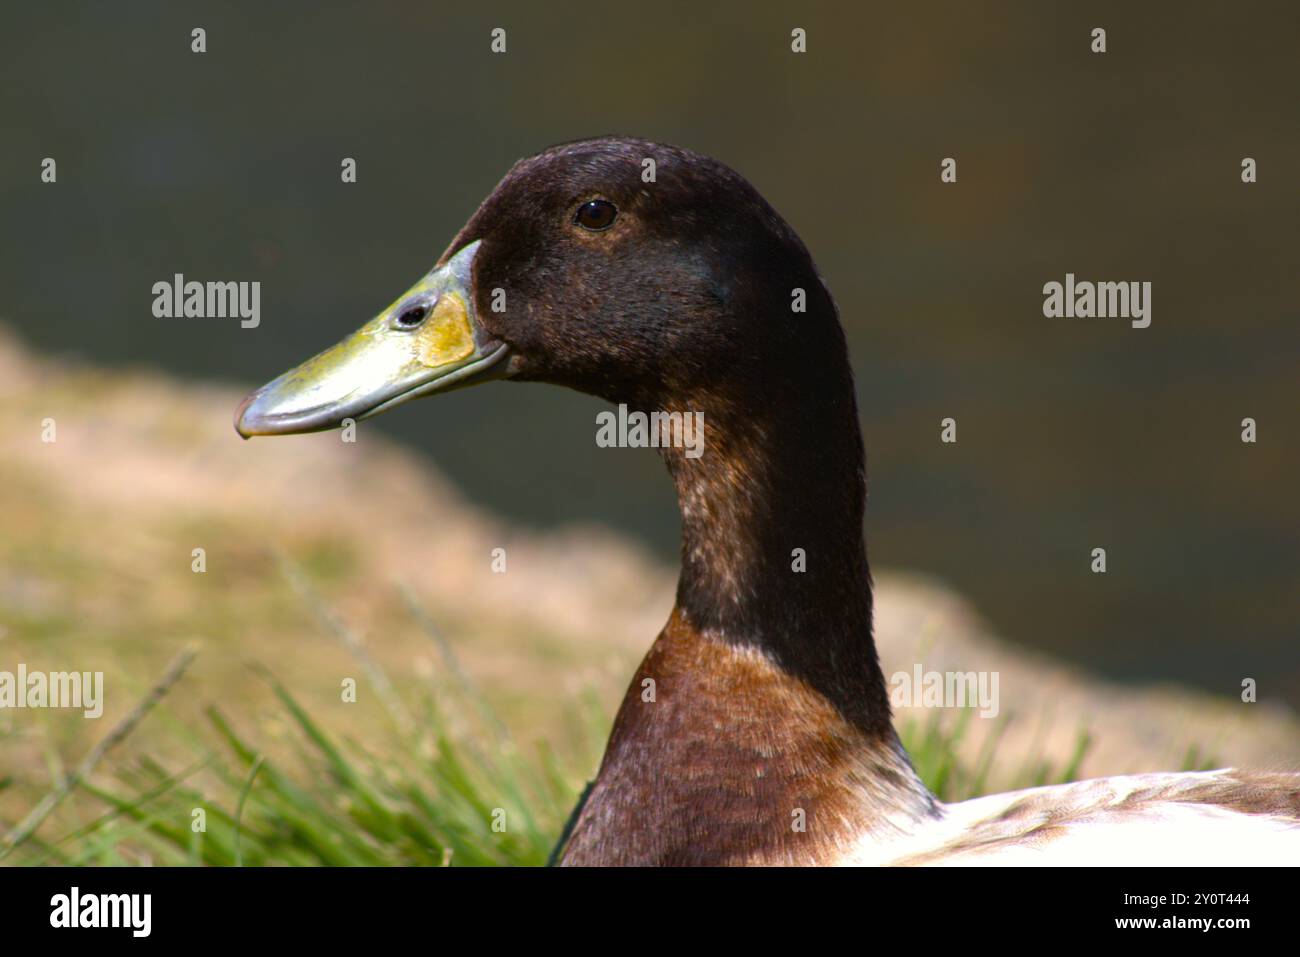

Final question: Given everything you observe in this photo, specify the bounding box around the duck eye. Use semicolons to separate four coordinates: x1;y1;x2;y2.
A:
395;303;430;329
575;199;617;231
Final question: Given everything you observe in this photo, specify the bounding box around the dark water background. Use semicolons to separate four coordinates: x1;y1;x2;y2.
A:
2;3;1296;706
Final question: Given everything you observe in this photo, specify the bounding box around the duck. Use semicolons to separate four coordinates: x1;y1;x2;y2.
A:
235;136;1300;866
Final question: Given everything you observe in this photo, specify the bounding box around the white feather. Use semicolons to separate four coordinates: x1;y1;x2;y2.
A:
837;770;1300;866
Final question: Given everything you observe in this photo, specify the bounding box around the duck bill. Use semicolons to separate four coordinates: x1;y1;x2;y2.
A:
235;241;508;438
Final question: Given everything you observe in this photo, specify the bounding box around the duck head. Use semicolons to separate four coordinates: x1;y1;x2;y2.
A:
235;136;841;435
236;140;902;867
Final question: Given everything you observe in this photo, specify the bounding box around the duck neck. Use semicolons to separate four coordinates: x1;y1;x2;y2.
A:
559;357;932;865
660;367;892;734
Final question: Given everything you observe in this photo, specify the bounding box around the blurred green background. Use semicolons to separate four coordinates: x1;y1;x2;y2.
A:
1;1;1296;706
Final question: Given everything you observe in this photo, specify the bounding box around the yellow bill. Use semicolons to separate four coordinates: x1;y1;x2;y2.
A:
235;241;510;437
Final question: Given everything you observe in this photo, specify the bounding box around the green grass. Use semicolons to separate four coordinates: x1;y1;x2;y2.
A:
898;709;1090;804
1;687;1091;866
0;630;605;867
0;576;1215;867
1;699;586;868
